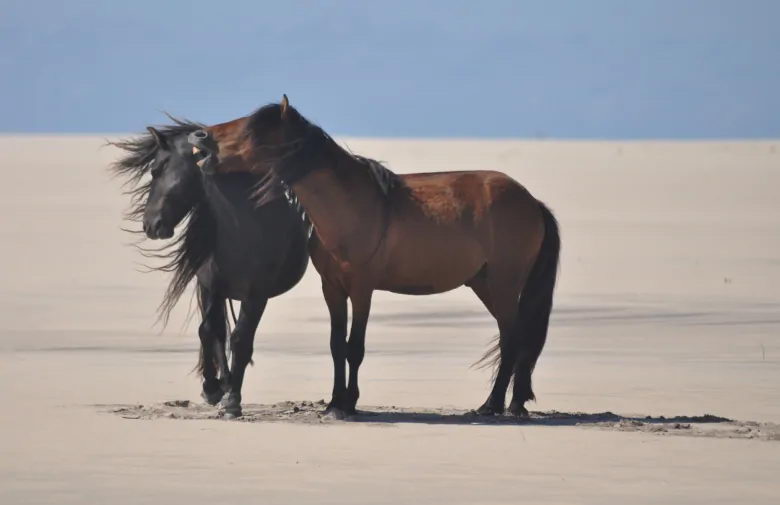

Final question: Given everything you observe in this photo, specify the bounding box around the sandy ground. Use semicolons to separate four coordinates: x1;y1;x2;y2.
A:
1;136;778;504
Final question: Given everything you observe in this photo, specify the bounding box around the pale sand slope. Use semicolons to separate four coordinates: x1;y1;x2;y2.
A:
0;136;778;504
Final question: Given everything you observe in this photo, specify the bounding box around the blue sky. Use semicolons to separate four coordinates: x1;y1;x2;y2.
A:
1;0;778;138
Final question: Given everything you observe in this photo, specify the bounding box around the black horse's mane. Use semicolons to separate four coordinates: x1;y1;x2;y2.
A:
247;103;401;204
109;118;214;324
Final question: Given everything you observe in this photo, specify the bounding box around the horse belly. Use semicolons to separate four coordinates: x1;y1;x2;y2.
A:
378;233;485;295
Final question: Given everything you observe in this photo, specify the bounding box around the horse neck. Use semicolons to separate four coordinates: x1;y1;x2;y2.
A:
290;146;386;262
209;117;250;170
202;178;250;243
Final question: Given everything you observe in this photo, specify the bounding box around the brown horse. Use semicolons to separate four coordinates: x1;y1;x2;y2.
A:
188;97;560;418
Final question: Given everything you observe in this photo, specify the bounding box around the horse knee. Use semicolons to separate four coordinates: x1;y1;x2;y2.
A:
330;334;347;358
347;349;364;369
346;338;365;367
230;333;254;365
198;319;220;342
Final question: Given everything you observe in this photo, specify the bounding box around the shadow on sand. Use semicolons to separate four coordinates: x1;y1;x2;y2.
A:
348;408;731;427
101;400;779;441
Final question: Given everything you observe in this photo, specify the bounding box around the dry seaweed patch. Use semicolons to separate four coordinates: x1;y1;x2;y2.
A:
100;401;780;441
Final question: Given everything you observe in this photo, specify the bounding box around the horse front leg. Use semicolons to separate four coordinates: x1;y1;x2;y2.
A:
344;289;373;414
220;297;267;419
197;284;227;405
322;279;348;419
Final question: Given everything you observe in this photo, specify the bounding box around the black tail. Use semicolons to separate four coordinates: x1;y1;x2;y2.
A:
474;202;560;401
512;202;560;402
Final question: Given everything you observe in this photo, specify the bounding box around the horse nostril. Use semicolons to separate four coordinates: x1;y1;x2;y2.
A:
152;217;163;234
143;217;162;238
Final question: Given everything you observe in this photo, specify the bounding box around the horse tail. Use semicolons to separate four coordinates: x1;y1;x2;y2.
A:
511;202;560;402
473;202;560;379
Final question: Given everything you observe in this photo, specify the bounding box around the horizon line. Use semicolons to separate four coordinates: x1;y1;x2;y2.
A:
1;132;779;143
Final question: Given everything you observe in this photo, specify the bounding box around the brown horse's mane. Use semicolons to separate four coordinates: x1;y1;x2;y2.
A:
247;103;401;204
108;118;215;325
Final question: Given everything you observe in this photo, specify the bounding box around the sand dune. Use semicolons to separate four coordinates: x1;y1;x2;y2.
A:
1;136;779;504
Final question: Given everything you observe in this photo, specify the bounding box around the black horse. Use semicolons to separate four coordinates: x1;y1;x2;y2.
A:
111;119;310;418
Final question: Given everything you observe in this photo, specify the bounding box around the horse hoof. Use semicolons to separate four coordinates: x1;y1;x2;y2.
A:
475;403;504;416
323;406;351;420
508;401;529;418
219;392;242;419
222;409;242;420
201;389;224;406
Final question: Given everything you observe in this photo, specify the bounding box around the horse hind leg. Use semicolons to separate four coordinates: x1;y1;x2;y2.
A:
472;273;523;416
509;203;560;417
509;290;554;417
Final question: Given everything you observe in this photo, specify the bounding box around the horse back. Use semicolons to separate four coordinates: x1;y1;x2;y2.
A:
394;170;538;229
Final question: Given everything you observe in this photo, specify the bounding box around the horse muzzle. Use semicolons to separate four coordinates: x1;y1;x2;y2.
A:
143;215;174;240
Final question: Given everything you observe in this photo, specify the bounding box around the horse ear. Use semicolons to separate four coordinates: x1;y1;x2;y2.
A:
280;94;290;119
147;127;167;149
187;129;218;175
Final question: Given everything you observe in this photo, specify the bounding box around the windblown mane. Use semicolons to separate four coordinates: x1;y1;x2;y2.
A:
353;155;399;198
109;117;213;325
247;103;401;204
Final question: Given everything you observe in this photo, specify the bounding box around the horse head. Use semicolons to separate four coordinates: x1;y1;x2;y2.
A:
142;127;206;239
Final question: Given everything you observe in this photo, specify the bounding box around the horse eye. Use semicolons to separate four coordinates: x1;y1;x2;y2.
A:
150;163;162;178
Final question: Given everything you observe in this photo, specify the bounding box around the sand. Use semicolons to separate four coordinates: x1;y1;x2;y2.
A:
1;136;778;504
